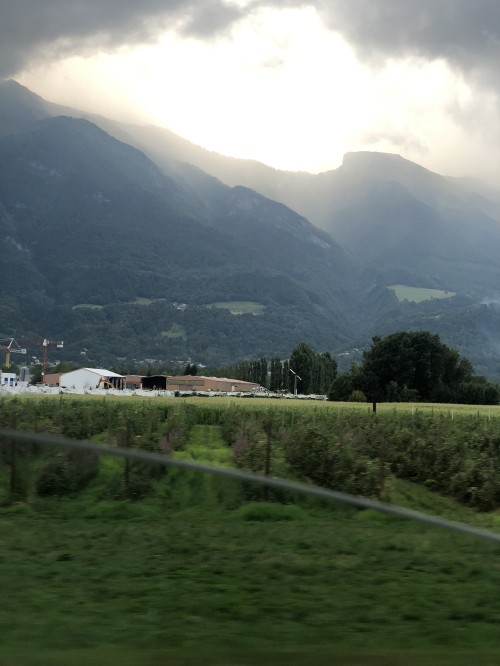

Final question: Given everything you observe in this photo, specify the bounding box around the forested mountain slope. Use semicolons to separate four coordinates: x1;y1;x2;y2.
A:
2;79;500;377
0;99;353;364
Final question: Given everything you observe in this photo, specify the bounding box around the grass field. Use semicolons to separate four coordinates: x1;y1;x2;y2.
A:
72;303;104;310
388;285;456;303
152;395;500;418
208;301;266;315
73;297;168;310
127;297;168;306
2;472;500;666
3;399;500;663
11;392;500;417
175;424;232;465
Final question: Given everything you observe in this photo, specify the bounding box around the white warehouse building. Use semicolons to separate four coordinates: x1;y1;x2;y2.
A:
60;368;125;390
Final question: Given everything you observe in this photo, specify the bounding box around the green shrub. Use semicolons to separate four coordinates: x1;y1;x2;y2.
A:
348;390;367;402
235;501;307;521
36;456;73;496
35;450;99;497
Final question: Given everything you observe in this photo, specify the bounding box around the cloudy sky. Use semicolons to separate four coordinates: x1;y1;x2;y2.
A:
2;0;500;182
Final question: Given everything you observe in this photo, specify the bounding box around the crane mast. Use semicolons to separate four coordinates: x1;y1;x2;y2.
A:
17;338;64;383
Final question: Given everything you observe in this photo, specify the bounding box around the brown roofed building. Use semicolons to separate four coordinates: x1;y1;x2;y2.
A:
165;376;260;392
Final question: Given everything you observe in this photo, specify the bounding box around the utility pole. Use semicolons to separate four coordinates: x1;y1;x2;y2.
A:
289;368;302;397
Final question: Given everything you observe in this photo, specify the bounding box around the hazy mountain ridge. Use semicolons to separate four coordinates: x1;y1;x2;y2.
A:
2;79;500;376
95;106;500;298
0;84;354;364
7;79;500;293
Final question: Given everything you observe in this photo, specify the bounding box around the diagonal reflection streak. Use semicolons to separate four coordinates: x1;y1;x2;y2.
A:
1;426;500;544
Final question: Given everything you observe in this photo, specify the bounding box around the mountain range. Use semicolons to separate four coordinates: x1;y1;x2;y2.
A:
1;79;500;378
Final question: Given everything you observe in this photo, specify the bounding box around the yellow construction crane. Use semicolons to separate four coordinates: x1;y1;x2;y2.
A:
0;338;27;368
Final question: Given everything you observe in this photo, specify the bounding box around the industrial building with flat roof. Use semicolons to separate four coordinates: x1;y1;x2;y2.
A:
45;368;259;393
141;375;260;392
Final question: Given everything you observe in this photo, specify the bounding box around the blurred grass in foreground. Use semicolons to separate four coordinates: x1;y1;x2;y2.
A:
1;464;500;665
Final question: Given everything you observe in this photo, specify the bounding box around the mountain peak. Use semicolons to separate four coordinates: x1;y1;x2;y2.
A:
0;78;46;104
339;151;445;192
341;151;429;174
342;150;404;165
0;79;51;136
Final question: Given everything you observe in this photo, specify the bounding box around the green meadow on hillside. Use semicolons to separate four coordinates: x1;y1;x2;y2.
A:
208;301;266;315
388;285;456;303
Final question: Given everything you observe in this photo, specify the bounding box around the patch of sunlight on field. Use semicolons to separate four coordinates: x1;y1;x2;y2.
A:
389;285;456;303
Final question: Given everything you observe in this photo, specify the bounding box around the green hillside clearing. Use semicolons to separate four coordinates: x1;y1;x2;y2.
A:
389;285;457;303
161;323;187;339
72;303;104;310
208;301;265;315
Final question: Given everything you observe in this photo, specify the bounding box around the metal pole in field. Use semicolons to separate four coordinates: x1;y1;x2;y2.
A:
289;368;302;396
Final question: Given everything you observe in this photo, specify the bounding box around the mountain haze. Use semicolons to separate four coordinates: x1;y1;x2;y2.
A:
0;82;353;365
2;80;500;377
116;123;500;298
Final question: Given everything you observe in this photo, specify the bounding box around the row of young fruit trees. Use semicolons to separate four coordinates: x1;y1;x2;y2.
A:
1;392;500;511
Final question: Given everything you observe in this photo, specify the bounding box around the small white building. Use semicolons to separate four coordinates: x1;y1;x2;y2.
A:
60;368;125;390
0;372;17;387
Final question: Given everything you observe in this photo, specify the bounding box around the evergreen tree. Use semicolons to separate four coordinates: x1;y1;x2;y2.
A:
289;342;316;394
289;342;337;394
270;357;283;391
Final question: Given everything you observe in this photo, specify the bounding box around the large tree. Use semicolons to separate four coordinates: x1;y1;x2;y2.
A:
329;331;498;404
363;331;474;401
289;342;316;394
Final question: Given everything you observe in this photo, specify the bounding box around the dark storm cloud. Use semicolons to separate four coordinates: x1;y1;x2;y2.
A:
317;0;500;84
0;0;244;76
181;0;246;38
2;0;500;88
